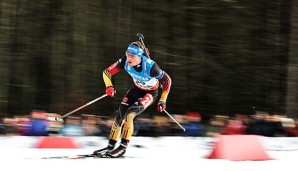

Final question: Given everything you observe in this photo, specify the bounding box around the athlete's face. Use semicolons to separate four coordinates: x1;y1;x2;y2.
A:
126;53;141;66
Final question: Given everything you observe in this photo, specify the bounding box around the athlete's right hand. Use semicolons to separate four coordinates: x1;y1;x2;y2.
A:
106;86;116;97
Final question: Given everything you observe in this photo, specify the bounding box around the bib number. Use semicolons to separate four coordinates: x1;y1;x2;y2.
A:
140;94;153;109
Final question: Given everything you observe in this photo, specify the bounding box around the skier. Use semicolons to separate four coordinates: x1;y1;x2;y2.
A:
94;41;172;158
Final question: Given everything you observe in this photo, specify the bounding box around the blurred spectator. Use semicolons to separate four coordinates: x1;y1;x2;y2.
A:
15;115;31;136
221;117;246;135
47;113;63;135
184;112;205;137
276;116;295;137
205;115;227;137
286;120;298;136
134;117;154;136
81;114;101;136
265;115;287;136
152;116;171;136
0;117;5;135
279;117;295;129
1;110;296;137
235;114;250;126
96;117;114;137
246;112;286;137
2;117;19;135
59;116;84;136
29;110;49;136
167;114;186;136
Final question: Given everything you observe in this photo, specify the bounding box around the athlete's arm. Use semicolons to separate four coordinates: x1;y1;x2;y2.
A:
150;63;172;102
103;56;126;87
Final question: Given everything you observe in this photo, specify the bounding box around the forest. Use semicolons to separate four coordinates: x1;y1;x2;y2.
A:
0;0;297;119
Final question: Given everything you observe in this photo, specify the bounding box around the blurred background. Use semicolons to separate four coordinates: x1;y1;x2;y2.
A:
0;0;298;137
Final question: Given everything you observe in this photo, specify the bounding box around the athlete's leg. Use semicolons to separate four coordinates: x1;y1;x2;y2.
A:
93;109;122;155
106;90;158;158
121;93;156;141
94;87;140;156
105;87;144;147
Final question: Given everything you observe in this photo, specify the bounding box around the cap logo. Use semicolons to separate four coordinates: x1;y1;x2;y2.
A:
126;45;144;57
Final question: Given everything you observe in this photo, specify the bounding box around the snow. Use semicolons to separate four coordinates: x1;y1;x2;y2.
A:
0;136;297;171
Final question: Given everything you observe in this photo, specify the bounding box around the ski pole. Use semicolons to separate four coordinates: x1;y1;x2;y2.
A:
136;33;150;59
137;34;183;131
55;94;108;121
162;107;186;132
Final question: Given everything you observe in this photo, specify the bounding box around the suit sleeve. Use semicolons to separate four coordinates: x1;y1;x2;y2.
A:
102;57;125;87
158;71;172;102
150;63;172;102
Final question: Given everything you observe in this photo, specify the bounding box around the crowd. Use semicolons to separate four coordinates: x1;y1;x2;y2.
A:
0;110;298;137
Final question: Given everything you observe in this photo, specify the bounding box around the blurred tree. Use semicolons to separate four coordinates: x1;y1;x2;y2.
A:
0;0;295;119
286;0;298;119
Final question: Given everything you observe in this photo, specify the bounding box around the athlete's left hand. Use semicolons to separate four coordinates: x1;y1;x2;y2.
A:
157;101;166;112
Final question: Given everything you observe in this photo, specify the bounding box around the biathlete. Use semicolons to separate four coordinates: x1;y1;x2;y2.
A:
93;41;172;158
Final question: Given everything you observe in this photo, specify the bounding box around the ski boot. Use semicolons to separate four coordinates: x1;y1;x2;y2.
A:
100;143;127;158
93;145;114;157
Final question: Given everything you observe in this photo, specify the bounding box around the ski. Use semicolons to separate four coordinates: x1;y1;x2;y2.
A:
37;154;130;159
40;154;97;159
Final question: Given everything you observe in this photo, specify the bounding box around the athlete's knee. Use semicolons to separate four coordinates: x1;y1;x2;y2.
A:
126;112;137;122
125;104;145;116
114;100;131;123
